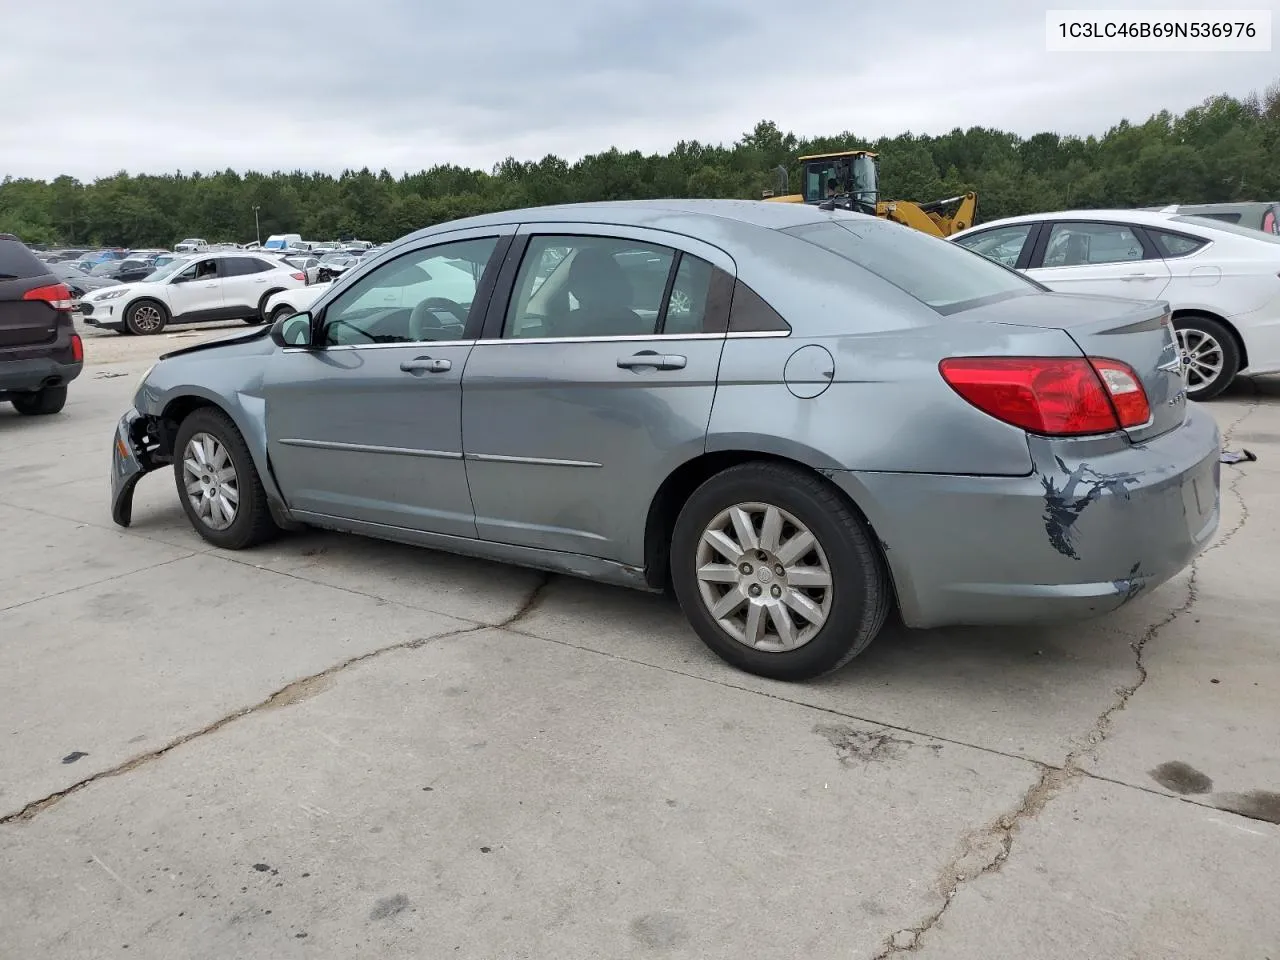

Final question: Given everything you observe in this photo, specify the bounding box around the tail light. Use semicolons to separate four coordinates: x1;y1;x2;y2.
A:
23;283;75;312
291;272;306;282
70;333;84;363
939;356;1151;436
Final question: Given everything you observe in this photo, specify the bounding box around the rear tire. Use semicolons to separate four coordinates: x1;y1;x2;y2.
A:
1174;314;1239;402
669;462;891;681
172;407;279;550
11;386;68;416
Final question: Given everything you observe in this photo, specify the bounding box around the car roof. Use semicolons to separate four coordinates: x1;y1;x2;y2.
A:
396;199;871;248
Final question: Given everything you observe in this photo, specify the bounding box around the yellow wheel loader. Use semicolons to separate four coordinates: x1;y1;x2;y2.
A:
762;150;977;238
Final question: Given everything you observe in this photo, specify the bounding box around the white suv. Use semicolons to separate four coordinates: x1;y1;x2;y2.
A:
79;252;307;335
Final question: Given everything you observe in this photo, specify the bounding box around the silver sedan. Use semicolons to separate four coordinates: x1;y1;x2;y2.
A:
109;199;1221;681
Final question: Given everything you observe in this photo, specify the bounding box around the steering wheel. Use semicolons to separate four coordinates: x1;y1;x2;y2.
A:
408;297;468;340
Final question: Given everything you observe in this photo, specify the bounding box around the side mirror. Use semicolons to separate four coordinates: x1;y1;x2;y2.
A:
270;311;315;348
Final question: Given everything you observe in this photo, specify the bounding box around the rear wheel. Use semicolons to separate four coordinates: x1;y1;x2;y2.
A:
1174;314;1239;401
172;407;278;549
670;462;891;681
11;386;67;416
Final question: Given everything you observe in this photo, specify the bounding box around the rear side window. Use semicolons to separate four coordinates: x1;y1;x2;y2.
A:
0;236;51;280
783;219;1037;314
1149;230;1207;258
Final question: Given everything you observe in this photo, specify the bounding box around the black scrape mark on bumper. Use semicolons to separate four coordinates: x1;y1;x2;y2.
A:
1041;456;1138;560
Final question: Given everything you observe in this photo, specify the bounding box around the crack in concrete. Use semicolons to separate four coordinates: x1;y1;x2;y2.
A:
872;395;1265;957
0;575;554;826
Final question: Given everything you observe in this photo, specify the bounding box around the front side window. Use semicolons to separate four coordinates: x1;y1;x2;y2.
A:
953;224;1034;268
1042;222;1147;267
504;235;714;339
175;259;218;282
319;236;498;346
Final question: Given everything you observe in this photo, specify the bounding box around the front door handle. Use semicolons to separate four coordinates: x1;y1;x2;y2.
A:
617;350;686;371
1121;273;1154;280
400;356;452;375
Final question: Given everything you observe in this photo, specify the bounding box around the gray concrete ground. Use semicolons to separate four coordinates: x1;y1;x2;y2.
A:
1;318;1277;959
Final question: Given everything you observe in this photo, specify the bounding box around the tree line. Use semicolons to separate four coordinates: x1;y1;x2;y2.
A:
2;83;1278;250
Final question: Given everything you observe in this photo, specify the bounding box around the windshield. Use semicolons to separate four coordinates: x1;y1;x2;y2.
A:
142;256;193;281
1170;215;1280;244
784;218;1040;314
802;155;878;204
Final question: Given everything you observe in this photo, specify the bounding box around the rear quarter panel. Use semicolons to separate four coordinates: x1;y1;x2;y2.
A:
706;231;1088;476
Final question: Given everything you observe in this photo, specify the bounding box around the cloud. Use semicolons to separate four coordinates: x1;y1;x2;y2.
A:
0;0;1273;181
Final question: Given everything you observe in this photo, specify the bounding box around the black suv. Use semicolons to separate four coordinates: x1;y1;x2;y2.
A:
0;234;83;415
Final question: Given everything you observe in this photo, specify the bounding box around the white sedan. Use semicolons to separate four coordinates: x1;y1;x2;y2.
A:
951;209;1280;400
79;252;306;336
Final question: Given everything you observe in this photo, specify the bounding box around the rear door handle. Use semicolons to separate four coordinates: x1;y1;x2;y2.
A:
617;350;686;371
400;356;452;374
1121;273;1154;280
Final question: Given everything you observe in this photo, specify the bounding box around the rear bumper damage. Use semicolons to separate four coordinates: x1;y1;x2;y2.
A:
835;407;1222;630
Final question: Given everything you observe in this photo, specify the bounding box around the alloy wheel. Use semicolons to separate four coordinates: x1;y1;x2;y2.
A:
1176;327;1224;391
131;303;164;333
182;432;240;531
695;502;833;652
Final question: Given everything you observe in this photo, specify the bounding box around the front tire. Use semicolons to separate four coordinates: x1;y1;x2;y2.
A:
172;407;279;550
670;462;891;681
11;386;68;416
125;299;168;335
270;304;296;324
1174;314;1239;401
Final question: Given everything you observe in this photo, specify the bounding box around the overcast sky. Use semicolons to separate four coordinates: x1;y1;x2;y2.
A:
1;0;1274;182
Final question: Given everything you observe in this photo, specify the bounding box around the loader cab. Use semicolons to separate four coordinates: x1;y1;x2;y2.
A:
801;151;879;214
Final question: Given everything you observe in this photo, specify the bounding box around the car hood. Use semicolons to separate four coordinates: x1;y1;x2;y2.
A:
84;282;139;300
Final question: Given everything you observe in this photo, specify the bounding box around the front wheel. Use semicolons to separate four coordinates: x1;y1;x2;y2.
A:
172;407;279;549
125;299;167;335
1174;314;1240;401
669;462;891;681
270;304;296;324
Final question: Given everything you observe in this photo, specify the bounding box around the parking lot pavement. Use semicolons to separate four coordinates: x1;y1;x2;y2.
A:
0;337;1277;958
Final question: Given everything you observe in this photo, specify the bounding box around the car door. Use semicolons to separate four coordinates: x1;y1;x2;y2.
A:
460;224;735;565
164;256;225;320
260;228;512;537
1025;219;1171;300
219;256;275;316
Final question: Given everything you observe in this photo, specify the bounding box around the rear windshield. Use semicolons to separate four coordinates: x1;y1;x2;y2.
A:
0;237;51;281
783;218;1039;314
1170;215;1280;244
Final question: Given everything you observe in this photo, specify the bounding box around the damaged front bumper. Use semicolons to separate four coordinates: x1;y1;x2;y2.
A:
110;407;167;527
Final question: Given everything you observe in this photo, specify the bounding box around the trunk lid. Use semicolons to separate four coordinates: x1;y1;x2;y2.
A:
957;291;1186;442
